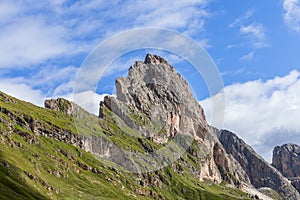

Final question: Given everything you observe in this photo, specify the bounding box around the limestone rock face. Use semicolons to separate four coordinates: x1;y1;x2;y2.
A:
272;143;300;192
219;130;300;200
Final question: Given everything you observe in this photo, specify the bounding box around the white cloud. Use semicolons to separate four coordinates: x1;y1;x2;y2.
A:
0;1;21;22
240;22;268;48
0;17;71;68
0;79;45;106
283;0;300;32
132;0;209;30
240;51;255;61
221;67;246;76
229;9;253;28
71;91;109;115
200;70;300;161
228;10;268;49
240;23;265;39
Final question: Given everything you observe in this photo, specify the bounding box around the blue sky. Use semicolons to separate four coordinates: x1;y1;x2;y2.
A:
1;0;300;161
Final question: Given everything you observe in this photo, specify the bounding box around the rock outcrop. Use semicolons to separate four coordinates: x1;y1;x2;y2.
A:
219;130;300;200
45;98;74;115
272;143;300;192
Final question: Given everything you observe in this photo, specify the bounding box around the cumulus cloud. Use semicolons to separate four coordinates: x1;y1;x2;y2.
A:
0;17;71;68
200;70;300;161
0;79;45;106
71;91;109;115
283;0;300;32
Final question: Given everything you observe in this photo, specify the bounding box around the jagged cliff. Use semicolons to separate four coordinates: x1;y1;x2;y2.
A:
0;54;298;199
272;143;300;193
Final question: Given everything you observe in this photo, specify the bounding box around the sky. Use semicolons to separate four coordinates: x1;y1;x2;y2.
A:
0;0;300;162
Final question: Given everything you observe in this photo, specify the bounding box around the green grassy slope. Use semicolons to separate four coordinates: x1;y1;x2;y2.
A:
0;92;252;199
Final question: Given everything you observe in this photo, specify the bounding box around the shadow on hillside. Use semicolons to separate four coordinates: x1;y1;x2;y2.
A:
0;151;49;200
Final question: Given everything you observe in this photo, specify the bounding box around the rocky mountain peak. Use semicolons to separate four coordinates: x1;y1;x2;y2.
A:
144;53;169;65
102;54;207;143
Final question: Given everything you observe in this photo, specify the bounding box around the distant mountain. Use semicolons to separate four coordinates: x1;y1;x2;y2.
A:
0;54;298;199
272;143;300;193
219;130;299;199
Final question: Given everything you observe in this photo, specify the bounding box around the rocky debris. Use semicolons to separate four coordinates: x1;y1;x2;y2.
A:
272;143;300;192
219;130;300;200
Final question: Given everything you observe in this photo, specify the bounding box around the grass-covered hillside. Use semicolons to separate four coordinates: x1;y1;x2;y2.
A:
0;91;253;199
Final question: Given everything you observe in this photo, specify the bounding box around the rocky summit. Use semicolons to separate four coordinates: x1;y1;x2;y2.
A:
101;54;207;142
0;54;299;199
